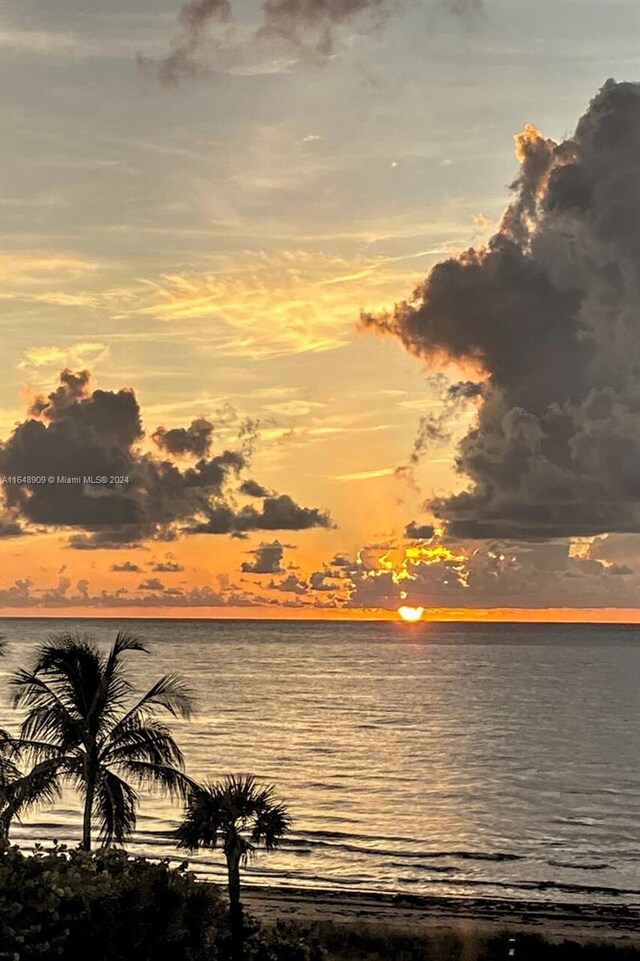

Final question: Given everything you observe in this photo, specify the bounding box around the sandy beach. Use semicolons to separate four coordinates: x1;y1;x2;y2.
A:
243;885;640;947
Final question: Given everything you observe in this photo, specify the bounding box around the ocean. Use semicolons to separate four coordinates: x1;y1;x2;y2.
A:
0;617;638;906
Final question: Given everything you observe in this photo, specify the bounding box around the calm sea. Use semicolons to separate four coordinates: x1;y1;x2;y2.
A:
1;618;639;906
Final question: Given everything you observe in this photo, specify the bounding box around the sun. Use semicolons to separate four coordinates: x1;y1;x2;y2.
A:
397;605;424;623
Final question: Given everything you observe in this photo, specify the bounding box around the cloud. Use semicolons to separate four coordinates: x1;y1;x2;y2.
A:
239;479;271;498
191;493;333;534
329;552;353;567
344;535;640;610
255;0;391;58
309;569;337;591
442;0;483;19
139;578;165;591
268;572;308;593
362;81;640;540
0;369;333;547
18;342;110;373
152;418;214;458
0;27;77;55
241;540;287;574
139;0;232;85
405;520;435;540
0;510;24;538
110;561;142;572
152;558;185;572
0;577;267;610
145;0;483;84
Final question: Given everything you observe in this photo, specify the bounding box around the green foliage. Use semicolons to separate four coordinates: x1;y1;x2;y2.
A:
0;843;225;961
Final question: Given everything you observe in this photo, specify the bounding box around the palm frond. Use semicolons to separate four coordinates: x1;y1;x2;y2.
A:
251;801;292;849
175;785;224;851
101;718;185;768
113;759;193;800
95;768;138;846
175;775;291;856
97;631;147;728
7;758;63;815
111;673;195;733
17;702;81;751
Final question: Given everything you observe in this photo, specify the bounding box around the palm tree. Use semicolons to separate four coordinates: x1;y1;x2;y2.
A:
0;751;62;847
0;639;61;846
12;631;194;851
176;774;291;961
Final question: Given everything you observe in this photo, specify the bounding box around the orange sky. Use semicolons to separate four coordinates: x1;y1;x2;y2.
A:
1;3;639;622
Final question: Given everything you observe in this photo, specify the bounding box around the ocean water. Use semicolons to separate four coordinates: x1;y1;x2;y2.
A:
0;617;639;906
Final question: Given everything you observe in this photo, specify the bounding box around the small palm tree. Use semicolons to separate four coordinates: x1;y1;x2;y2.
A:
0;640;61;845
176;774;291;961
12;631;194;850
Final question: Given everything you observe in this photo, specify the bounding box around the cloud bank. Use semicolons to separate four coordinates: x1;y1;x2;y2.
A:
0;369;333;548
362;81;640;540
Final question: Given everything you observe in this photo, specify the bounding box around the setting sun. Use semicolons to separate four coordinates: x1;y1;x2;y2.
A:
398;606;424;623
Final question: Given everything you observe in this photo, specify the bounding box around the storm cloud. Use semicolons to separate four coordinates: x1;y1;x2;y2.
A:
152;418;214;458
147;0;483;84
0;369;333;548
362;81;640;540
405;520;435;540
241;540;286;574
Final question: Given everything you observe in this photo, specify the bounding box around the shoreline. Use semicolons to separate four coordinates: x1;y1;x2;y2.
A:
242;884;640;946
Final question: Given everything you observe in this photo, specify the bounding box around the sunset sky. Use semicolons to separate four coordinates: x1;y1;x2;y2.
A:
1;0;639;619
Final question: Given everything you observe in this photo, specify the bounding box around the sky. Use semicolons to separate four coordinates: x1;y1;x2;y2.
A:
1;0;639;619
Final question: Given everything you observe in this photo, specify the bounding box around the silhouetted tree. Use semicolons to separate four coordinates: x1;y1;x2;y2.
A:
12;631;194;850
176;774;291;961
0;640;61;845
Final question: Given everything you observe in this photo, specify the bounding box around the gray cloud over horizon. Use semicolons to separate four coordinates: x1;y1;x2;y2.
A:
363;80;640;541
0;368;333;548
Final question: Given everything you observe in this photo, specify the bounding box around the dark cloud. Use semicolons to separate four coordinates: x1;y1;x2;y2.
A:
152;559;185;572
268;572;308;593
0;370;332;548
239;479;271;498
363;81;640;539
192;494;334;535
139;578;166;591
152;418;214;458
256;0;391;58
0;513;24;538
345;536;640;610
139;0;232;85
330;552;353;567
145;0;483;84
309;569;336;591
110;561;142;572
241;540;285;574
405;520;435;540
395;376;484;486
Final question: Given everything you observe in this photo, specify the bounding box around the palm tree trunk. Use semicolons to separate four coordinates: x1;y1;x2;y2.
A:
226;848;244;961
0;810;11;849
82;765;96;851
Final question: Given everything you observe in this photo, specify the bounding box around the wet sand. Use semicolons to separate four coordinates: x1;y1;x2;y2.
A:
243;885;640;946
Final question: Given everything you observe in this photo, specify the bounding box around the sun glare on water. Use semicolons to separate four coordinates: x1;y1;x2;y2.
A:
397;606;424;623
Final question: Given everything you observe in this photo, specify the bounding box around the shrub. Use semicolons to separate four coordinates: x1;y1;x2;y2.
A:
0;843;226;961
